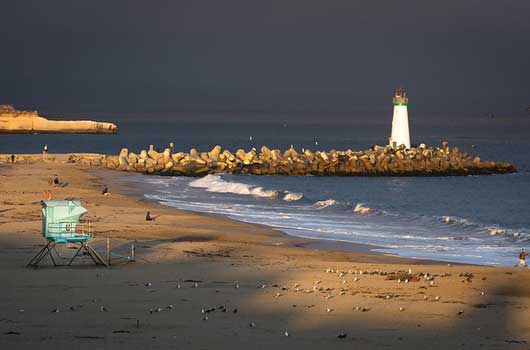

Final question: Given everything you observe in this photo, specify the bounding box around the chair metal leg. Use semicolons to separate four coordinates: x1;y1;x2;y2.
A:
67;244;85;266
27;242;57;267
85;243;109;268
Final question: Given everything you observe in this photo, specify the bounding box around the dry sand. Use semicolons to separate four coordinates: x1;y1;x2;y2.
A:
1;156;529;349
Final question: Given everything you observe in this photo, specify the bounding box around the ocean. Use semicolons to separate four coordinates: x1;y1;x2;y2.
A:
2;111;529;266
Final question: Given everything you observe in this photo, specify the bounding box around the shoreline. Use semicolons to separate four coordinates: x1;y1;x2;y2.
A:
92;167;447;266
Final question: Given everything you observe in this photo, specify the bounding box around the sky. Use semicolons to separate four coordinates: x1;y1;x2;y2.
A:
2;0;529;115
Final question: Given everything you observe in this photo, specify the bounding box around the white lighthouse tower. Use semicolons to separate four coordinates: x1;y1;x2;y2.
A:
389;87;411;149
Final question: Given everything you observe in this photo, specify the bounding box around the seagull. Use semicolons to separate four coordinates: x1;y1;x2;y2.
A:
100;306;107;312
399;307;405;312
194;283;199;288
145;282;152;287
177;284;181;289
408;268;412;274
337;333;347;339
284;331;290;337
249;322;255;328
435;296;440;301
353;277;359;282
326;308;333;313
235;284;240;289
249;136;253;141
166;304;173;309
404;279;409;283
480;291;485;296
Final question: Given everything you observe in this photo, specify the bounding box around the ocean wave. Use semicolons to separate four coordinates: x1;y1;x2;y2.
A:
189;174;278;199
312;199;338;209
353;203;373;214
439;215;475;227
283;192;303;201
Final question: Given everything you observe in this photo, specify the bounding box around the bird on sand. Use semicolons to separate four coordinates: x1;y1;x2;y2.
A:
337;333;347;339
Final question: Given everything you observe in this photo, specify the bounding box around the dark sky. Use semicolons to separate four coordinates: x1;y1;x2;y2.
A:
2;0;529;115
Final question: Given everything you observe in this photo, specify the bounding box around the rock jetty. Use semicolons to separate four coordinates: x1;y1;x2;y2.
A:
0;105;118;134
67;142;516;176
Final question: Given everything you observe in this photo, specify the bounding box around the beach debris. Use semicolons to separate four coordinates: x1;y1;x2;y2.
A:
342;280;347;284
326;308;333;313
18;309;24;313
294;283;301;288
457;310;464;315
361;307;370;312
423;296;428;300
337;332;347;339
399;307;406;312
274;292;282;298
353;277;360;282
166;304;174;310
260;284;266;289
339;272;345;278
233;308;238;314
314;280;321;285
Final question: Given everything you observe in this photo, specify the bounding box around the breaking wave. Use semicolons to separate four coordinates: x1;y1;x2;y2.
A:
283;192;304;201
353;203;373;214
312;199;338;209
189;174;278;199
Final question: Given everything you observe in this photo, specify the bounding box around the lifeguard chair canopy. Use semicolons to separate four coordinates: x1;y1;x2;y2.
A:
41;200;91;243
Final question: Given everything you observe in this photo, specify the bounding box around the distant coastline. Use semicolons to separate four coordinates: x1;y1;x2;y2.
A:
0;104;118;134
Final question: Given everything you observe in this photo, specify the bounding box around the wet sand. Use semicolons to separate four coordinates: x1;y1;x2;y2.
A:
1;156;529;349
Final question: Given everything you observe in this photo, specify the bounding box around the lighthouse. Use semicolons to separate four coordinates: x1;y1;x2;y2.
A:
389;87;411;149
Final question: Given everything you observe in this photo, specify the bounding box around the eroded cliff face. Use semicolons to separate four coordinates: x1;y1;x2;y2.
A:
0;105;118;134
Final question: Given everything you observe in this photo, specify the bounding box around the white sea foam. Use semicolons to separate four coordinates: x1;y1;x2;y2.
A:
353;203;372;214
283;192;304;201
312;199;338;209
189;174;278;198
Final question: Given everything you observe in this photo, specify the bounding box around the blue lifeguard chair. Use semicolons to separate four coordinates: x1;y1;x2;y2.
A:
27;200;108;268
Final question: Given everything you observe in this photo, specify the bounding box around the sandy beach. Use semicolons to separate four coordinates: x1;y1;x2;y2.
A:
1;156;529;349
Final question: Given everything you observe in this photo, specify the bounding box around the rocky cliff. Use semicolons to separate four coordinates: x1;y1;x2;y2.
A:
0;105;118;134
66;142;516;177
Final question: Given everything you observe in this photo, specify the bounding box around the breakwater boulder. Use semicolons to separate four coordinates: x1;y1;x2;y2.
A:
0;104;118;134
80;142;516;176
